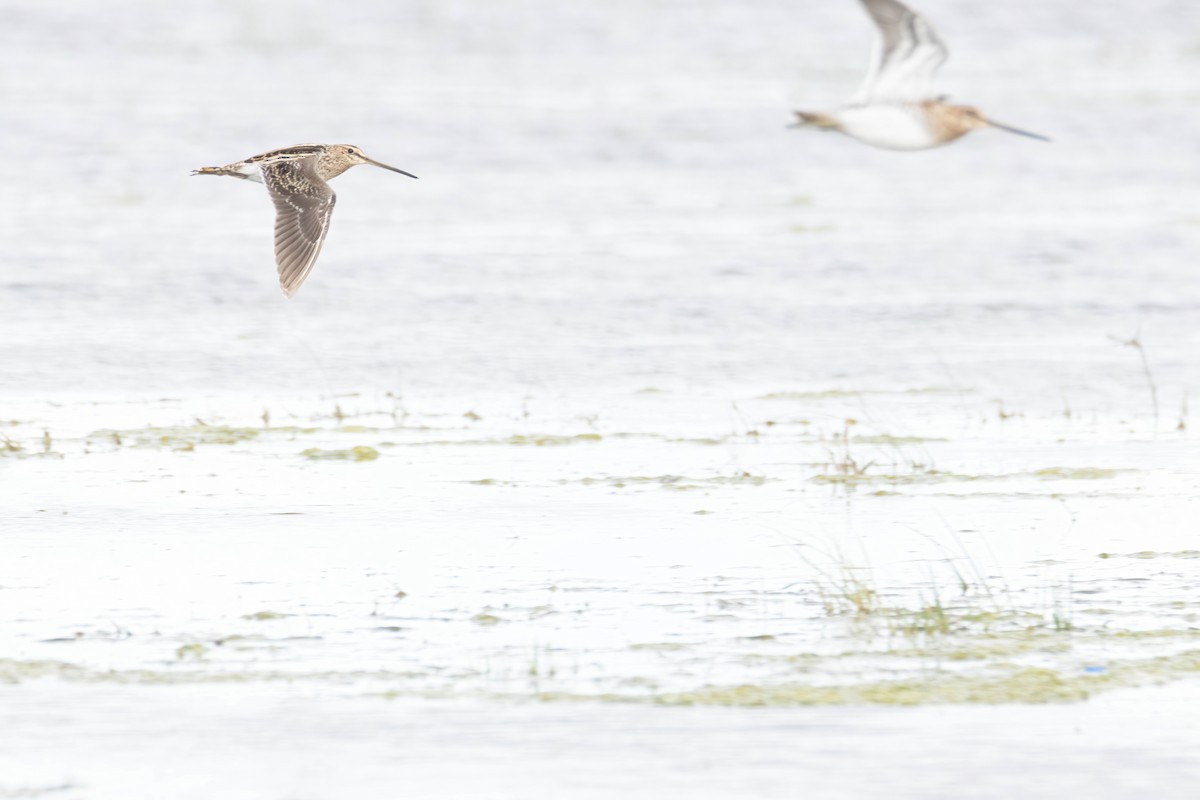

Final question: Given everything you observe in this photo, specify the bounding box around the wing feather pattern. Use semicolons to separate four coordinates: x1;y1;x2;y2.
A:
850;0;947;105
261;158;336;297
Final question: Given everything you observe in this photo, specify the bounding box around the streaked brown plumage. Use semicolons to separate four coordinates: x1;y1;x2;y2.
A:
193;144;417;297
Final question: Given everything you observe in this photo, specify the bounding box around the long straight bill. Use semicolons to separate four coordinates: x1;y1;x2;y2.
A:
367;158;419;179
987;119;1051;142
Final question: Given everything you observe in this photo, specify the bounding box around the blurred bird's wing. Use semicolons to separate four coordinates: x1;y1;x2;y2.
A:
849;0;947;105
261;157;337;298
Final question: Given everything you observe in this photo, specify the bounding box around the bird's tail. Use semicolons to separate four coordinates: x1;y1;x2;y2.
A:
190;165;250;179
792;111;841;130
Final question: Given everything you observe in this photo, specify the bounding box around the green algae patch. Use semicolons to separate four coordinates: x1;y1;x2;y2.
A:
1032;467;1121;480
91;424;261;449
648;671;1089;705
0;659;87;684
757;388;958;401
391;433;604;448
268;425;322;435
242;611;289;621
301;445;380;462
629;642;693;653
1099;550;1200;560
84;422;376;451
812;469;976;487
0;436;63;460
759;390;866;401
175;643;207;661
1098;629;1200;641
0;658;431;687
813;466;1126;489
151;425;258;447
536;650;1200;708
507;433;602;446
891;632;1073;662
851;435;946;446
649;667;1090;707
533;667;1089;707
567;473;770;490
3;648;1199;706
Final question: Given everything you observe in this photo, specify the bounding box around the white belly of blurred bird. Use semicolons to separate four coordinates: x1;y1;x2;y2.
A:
834;105;940;150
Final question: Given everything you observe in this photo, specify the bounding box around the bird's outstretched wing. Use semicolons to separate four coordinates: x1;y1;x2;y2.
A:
849;0;948;105
261;157;336;298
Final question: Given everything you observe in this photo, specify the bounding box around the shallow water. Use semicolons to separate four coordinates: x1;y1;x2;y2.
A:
2;0;1200;796
3;682;1200;800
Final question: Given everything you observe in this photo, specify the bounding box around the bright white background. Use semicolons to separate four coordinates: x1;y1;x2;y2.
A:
1;1;1199;797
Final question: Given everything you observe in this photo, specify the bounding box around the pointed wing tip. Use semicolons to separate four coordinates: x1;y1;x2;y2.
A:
278;275;301;298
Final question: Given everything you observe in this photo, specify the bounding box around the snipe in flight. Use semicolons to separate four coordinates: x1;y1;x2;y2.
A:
193;144;417;297
793;0;1048;150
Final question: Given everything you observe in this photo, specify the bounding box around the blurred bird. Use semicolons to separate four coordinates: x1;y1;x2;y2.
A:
193;144;417;297
793;0;1048;150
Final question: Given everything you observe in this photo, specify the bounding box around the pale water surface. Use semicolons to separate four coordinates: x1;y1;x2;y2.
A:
2;0;1200;797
